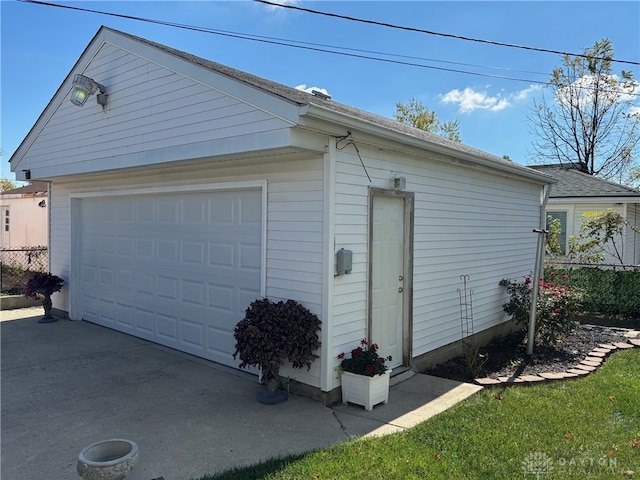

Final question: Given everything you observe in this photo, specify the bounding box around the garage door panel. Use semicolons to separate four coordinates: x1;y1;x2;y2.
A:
135;308;154;333
79;188;262;369
208;327;233;356
157;314;178;341
182;319;204;348
240;244;261;270
209;242;234;266
116;303;134;328
180;279;205;305
208;284;234;311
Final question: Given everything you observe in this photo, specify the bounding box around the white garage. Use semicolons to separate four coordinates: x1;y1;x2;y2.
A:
75;187;263;367
11;26;554;395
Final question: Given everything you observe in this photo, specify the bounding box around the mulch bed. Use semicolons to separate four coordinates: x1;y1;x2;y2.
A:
423;323;635;383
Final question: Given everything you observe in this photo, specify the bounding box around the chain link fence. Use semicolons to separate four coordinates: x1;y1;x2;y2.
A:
0;246;49;294
544;261;640;318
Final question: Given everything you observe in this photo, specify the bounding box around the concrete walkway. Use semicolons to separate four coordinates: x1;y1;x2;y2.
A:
1;307;481;480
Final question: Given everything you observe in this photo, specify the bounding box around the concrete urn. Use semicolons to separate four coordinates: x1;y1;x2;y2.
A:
77;439;138;480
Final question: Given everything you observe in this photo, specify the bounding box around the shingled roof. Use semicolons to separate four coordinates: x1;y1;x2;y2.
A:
1;182;48;196
529;165;640;199
110;27;550;184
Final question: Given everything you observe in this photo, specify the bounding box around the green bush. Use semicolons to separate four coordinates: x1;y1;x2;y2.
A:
499;273;583;347
545;266;640;316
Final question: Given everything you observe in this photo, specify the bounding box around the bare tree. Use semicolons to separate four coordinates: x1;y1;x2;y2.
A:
529;39;640;181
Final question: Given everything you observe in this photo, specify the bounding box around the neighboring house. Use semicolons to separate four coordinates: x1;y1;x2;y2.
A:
530;165;640;265
10;27;553;399
0;182;48;249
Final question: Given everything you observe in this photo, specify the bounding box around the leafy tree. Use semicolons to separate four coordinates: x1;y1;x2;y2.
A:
625;165;640;189
529;38;640;181
1;177;16;192
545;215;564;257
568;209;640;265
394;98;461;142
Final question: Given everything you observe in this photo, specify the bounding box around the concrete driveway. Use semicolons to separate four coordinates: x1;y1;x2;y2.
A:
1;307;481;480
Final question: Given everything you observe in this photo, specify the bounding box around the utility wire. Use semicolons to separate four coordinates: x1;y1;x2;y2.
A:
17;0;549;85
17;0;640;95
17;0;547;78
255;0;640;67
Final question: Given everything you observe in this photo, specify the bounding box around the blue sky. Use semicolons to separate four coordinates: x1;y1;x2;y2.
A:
2;1;639;182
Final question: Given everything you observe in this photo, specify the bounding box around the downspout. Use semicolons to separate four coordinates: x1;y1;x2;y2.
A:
46;182;52;272
320;137;337;393
528;183;552;356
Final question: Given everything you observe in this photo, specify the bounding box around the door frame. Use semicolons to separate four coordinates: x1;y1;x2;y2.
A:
368;187;414;367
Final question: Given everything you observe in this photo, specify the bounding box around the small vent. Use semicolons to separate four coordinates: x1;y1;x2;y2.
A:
311;89;331;100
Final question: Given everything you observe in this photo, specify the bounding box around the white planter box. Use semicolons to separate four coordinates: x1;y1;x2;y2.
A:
340;369;391;411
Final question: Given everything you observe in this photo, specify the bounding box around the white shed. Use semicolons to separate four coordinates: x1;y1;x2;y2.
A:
10;27;553;399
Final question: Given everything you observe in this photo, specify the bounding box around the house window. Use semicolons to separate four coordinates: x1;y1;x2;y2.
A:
547;211;567;254
4;210;9;232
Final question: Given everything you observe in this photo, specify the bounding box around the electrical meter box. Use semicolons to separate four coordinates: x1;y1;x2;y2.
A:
336;248;353;275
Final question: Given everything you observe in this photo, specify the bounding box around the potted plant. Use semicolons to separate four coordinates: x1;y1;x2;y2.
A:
233;298;321;404
338;339;393;411
25;272;64;323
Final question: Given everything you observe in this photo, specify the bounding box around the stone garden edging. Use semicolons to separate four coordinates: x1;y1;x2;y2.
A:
474;335;640;387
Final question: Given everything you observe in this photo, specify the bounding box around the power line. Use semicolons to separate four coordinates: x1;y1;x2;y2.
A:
255;0;640;67
16;0;640;97
17;0;550;85
16;0;547;78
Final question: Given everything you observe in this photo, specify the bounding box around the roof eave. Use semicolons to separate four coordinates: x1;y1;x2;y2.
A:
304;104;555;185
548;196;640;203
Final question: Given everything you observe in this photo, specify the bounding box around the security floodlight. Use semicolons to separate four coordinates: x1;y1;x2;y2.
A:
70;74;107;108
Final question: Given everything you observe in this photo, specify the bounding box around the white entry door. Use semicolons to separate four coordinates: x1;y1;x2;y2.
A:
371;195;405;368
77;188;262;368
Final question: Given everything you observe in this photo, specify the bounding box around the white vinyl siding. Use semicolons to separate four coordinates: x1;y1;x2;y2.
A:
16;41;295;177
330;141;542;370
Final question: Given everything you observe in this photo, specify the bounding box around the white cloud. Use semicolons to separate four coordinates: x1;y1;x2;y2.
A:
262;0;300;11
440;86;538;113
295;84;331;97
512;84;543;101
556;74;640;108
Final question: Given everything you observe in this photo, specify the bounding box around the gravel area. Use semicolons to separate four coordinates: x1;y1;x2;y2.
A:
424;325;634;383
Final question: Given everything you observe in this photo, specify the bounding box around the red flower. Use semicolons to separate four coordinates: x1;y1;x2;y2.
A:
525;277;531;284
338;339;390;376
555;308;562;313
550;271;556;276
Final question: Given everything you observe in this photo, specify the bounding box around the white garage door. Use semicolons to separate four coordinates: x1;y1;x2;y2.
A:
79;189;262;368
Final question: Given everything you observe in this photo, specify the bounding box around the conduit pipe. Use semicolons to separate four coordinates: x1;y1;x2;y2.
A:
528;184;552;356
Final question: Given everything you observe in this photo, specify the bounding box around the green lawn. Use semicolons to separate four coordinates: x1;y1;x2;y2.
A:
198;349;640;480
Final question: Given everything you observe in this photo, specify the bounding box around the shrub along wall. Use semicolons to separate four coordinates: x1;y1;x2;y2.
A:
544;266;640;317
